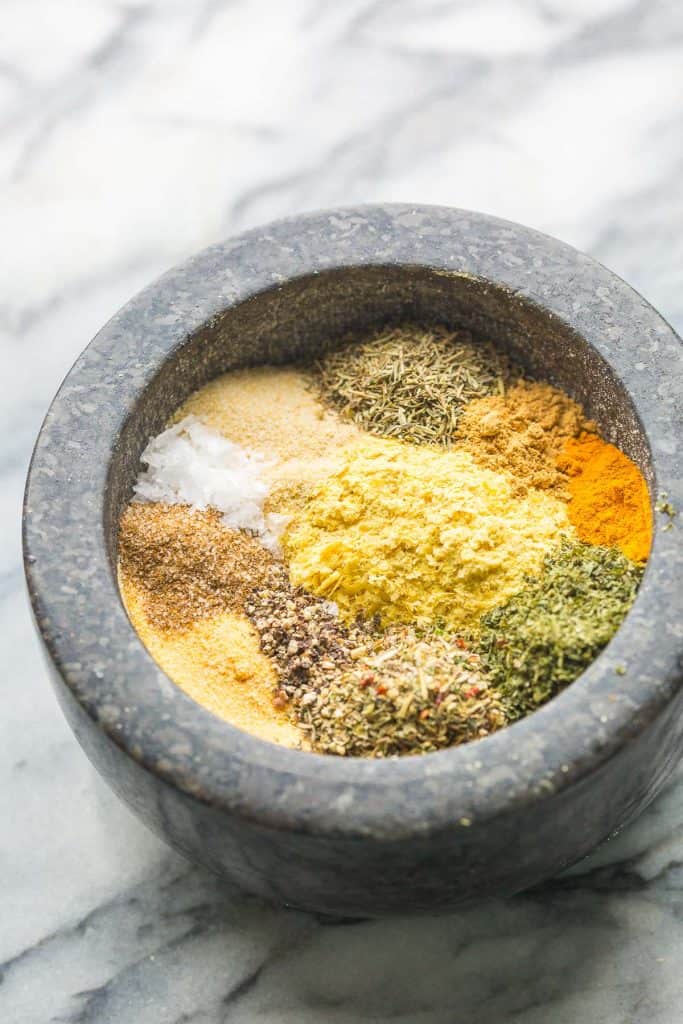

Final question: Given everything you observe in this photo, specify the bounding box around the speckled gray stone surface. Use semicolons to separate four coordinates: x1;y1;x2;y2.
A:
23;205;683;916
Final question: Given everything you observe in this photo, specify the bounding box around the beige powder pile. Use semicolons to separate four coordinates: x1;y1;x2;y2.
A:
175;366;359;513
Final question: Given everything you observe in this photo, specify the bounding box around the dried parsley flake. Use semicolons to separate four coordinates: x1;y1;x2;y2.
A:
478;539;643;720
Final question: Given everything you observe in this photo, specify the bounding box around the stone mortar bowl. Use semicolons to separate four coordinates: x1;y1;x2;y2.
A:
23;205;683;917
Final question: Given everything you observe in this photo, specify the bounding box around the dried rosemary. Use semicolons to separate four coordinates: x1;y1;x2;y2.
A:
478;539;643;720
296;628;507;757
314;324;520;446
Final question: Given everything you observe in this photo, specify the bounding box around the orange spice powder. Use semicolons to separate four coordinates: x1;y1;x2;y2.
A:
557;433;652;562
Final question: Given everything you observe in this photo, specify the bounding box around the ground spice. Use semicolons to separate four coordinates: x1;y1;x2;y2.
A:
315;324;520;446
298;629;507;757
118;503;273;631
119;575;300;746
457;380;596;495
557;433;652;562
284;437;572;632
478;539;644;719
244;561;370;707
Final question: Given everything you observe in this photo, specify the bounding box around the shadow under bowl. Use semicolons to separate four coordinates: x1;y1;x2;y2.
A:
23;205;683;916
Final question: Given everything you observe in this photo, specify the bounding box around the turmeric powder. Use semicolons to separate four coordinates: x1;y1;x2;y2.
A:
557;433;652;562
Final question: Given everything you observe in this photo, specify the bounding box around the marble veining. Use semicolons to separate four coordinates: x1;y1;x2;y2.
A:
3;1;683;1020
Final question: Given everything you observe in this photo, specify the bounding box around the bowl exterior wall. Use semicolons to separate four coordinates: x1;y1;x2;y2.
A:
39;629;683;916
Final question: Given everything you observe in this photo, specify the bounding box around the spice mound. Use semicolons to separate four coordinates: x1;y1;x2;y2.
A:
119;503;273;631
479;539;644;719
244;561;371;709
558;432;652;562
315;324;519;446
122;581;299;746
457;380;596;496
118;328;652;759
284;437;570;630
298;630;506;758
133;414;284;550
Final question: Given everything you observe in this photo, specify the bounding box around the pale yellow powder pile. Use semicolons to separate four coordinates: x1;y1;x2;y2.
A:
284;437;573;632
120;573;300;747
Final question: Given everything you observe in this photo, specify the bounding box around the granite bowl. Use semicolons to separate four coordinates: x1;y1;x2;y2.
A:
23;205;683;917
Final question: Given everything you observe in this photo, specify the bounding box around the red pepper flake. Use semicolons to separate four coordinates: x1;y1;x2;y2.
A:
455;637;467;650
375;684;387;696
359;672;375;688
463;685;481;699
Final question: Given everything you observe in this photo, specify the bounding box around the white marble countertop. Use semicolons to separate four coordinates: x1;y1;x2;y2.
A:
3;1;683;1020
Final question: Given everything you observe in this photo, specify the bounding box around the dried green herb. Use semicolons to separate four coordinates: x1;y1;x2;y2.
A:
655;493;677;519
314;324;520;446
478;539;643;719
297;628;507;757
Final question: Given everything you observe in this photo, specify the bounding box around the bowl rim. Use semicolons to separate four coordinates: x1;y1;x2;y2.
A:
23;203;683;840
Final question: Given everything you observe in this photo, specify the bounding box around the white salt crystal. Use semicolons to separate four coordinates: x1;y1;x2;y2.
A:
133;415;285;551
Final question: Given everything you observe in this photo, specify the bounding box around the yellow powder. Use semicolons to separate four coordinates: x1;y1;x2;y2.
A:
120;572;300;747
284;437;572;632
175;366;359;513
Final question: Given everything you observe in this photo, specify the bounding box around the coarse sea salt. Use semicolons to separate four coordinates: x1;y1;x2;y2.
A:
133;415;287;552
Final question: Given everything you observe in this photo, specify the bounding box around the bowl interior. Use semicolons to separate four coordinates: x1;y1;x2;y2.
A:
106;264;651;570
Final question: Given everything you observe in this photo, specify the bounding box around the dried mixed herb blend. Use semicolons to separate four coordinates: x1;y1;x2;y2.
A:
296;629;506;757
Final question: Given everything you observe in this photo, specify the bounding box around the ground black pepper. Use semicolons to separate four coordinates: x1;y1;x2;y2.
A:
244;562;371;708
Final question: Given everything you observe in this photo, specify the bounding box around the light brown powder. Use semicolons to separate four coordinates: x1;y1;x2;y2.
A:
118;503;273;631
120;573;300;746
456;380;596;495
